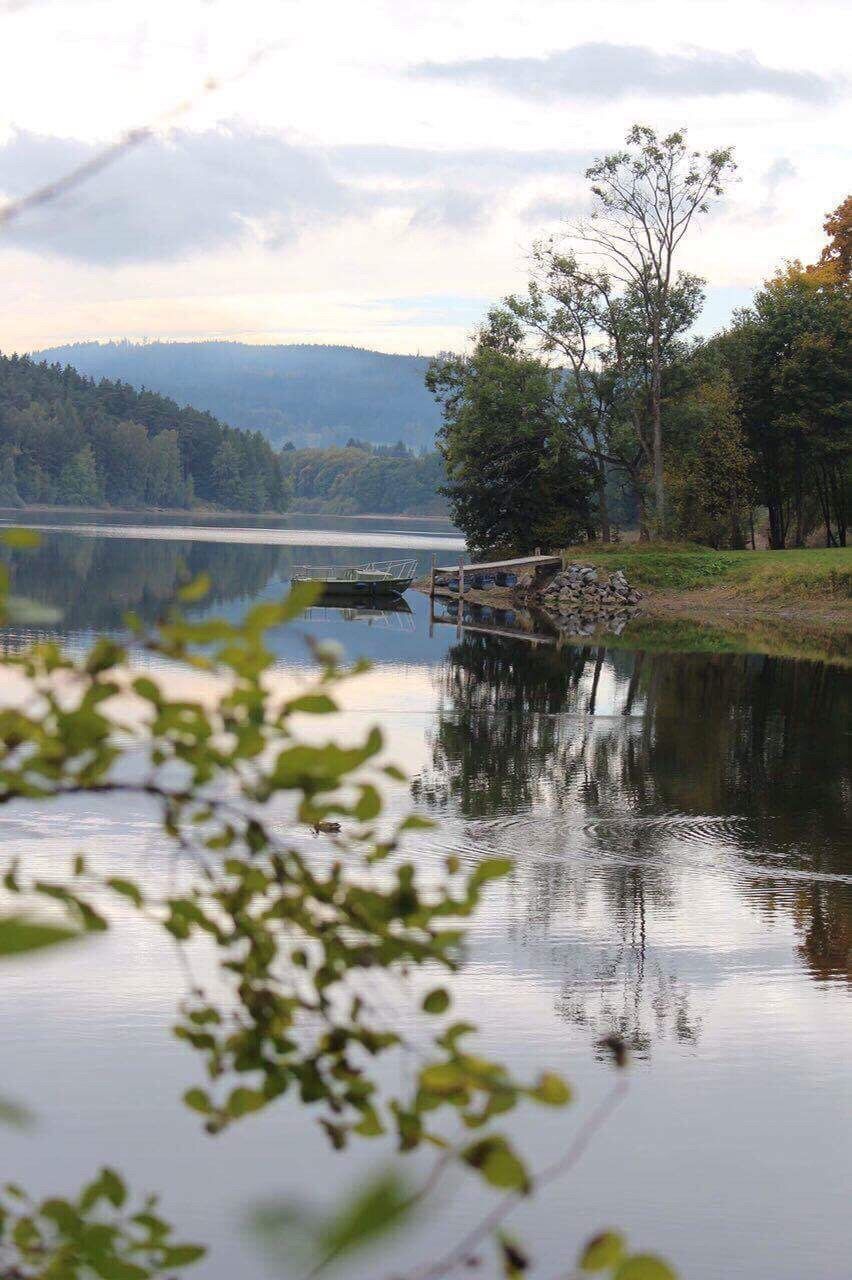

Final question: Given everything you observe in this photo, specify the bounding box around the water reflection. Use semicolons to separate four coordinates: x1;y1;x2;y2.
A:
0;524;454;634
416;632;851;991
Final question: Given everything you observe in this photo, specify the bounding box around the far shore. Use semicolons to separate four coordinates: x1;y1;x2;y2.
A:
0;503;454;524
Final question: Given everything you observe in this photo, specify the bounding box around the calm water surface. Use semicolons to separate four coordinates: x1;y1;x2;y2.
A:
0;518;849;1280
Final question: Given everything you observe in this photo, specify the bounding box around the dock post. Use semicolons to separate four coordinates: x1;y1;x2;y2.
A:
457;558;464;638
429;553;436;598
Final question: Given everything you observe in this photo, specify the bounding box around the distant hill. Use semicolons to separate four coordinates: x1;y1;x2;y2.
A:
30;341;444;450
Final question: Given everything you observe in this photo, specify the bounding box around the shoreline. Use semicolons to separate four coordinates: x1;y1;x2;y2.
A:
0;503;455;524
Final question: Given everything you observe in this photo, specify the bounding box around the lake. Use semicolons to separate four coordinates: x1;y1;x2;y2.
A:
0;516;849;1280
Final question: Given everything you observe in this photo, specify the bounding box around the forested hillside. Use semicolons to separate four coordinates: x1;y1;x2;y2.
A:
280;440;447;515
30;341;443;450
0;353;288;511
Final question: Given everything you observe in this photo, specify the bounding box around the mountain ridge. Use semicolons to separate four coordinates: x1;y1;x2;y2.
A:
30;340;444;450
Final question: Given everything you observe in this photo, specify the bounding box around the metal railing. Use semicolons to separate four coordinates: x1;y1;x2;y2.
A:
292;559;418;582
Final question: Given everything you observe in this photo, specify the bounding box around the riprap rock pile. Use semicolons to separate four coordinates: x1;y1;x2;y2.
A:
539;563;641;634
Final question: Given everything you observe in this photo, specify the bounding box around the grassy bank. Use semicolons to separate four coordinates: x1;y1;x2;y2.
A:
558;543;852;601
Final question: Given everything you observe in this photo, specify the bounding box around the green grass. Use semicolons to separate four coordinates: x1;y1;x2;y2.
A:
558;543;852;599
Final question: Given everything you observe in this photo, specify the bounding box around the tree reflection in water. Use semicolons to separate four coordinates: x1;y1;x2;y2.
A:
414;632;851;1050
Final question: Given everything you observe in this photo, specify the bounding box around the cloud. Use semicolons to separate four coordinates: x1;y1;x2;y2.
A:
412;43;841;104
408;190;488;230
521;195;589;224
324;144;590;182
763;157;797;196
0;127;590;264
0;126;354;265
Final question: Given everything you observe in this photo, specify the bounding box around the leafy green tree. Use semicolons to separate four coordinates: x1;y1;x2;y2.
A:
280;444;447;515
0;445;22;508
722;262;850;547
666;377;756;548
210;436;245;508
57;442;102;506
145;428;185;507
427;313;595;553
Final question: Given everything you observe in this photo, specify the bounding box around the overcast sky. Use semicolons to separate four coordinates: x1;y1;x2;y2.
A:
0;0;849;355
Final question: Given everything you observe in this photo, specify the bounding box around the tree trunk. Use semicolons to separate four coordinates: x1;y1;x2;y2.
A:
650;332;666;535
596;457;611;543
768;500;786;550
637;485;650;542
792;442;805;548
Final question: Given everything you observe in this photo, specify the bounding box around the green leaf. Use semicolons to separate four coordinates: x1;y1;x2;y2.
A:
158;1243;206;1267
321;1170;413;1255
40;1197;80;1233
0;1095;33;1127
398;813;435;831
422;988;451;1015
419;1063;467;1096
530;1071;572;1106
226;1087;266;1118
0;528;40;548
106;879;144;908
98;1168;126;1208
355;784;382;821
85;639;126;675
183;1088;213;1115
89;1257;148;1280
580;1232;626;1272
0;916;80;957
462;1137;529;1192
280;580;323;621
614;1256;678;1280
12;1215;41;1252
471;857;513;885
177;573;211;602
132;677;161;704
285;693;337;715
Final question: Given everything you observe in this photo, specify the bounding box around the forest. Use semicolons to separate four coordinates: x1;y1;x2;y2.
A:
280;439;447;514
0;353;289;512
429;130;850;555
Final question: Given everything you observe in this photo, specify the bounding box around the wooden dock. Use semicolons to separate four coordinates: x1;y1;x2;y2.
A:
428;551;561;598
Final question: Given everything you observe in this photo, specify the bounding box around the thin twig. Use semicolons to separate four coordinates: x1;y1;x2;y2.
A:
401;1076;630;1280
0;42;284;229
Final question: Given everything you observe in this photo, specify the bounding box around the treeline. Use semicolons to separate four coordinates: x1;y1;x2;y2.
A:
428;126;850;554
0;354;289;511
280;440;447;515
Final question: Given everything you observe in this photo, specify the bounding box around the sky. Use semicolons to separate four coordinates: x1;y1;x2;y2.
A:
0;0;849;356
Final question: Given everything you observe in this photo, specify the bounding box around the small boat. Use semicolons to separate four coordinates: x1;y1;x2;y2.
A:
291;558;418;599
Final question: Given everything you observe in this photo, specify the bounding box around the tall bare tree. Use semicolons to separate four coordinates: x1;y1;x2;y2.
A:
503;240;704;540
568;125;735;531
